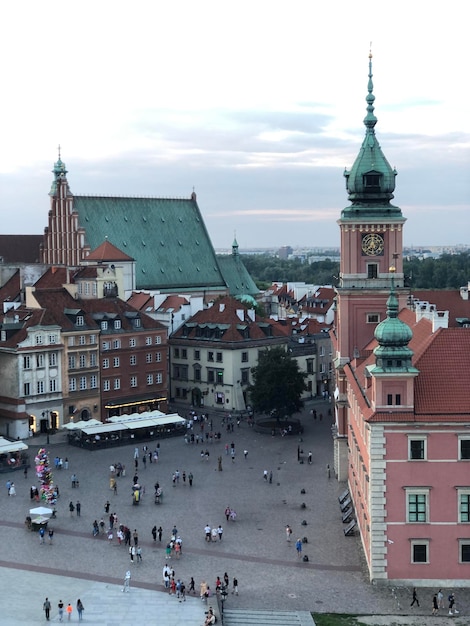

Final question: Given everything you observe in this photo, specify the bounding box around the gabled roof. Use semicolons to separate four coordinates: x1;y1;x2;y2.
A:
173;296;286;344
85;239;134;262
0;270;21;303
414;328;470;415
127;292;154;312
0;307;50;348
156;295;190;313
349;306;470;420
73;194;227;292
216;253;259;297
0;235;43;263
31;289;166;333
411;289;470;327
33;267;70;290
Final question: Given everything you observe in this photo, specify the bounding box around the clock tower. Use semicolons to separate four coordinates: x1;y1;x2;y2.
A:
333;53;408;480
336;52;407;362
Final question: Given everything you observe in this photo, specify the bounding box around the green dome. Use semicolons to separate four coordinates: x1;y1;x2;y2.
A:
373;276;415;370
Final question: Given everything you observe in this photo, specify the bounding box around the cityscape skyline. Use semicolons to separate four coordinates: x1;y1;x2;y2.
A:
0;1;468;249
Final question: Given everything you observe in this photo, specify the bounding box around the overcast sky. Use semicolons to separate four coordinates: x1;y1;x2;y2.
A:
0;1;468;250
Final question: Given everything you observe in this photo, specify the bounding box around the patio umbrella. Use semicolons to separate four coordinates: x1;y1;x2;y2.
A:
29;506;53;516
31;515;50;524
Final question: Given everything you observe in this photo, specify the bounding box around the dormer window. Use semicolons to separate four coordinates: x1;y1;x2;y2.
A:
134;318;141;328
101;320;108;331
76;315;85;327
363;172;381;191
114;319;121;330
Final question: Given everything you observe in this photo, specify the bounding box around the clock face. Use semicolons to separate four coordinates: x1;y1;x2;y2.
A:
362;233;384;256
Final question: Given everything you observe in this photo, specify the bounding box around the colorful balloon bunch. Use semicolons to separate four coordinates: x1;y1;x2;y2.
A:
35;448;56;505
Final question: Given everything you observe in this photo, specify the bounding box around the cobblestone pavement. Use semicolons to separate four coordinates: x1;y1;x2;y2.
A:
2;400;469;624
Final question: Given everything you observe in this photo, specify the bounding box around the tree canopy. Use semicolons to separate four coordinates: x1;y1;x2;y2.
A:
242;251;470;290
249;347;307;417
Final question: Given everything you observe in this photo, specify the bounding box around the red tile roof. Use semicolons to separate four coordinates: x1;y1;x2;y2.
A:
85;239;134;262
411;289;470;327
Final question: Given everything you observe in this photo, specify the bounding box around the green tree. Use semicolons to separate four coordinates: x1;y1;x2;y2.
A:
249;347;307;417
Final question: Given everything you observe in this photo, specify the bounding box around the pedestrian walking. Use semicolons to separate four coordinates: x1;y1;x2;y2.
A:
104;500;110;514
158;526;163;542
269;470;273;484
448;592;459;615
152;525;157;541
58;600;64;621
8;482;16;496
39;527;45;544
189;576;196;594
76;501;81;516
66;603;73;621
308;451;312;464
76;599;84;621
69;501;75;516
136;546;143;562
43;597;51;620
295;538;303;557
285;524;292;541
432;593;439;615
48;528;54;544
437;589;444;609
232;577;238;595
326;463;331;478
133;529;138;545
244;449;248;459
217;524;223;540
410;587;420;607
263;470;268;481
225;506;231;522
123;570;131;592
188;472;193;487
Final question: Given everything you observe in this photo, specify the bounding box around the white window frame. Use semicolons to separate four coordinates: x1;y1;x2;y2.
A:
69;377;77;392
459;539;470;564
103;358;110;369
458;488;470;523
129;338;136;347
130;375;138;388
114;378;120;390
130;355;137;366
103;379;110;392
406;488;430;523
459;436;470;460
410;539;429;564
113;357;120;368
90;375;98;389
408;436;427;461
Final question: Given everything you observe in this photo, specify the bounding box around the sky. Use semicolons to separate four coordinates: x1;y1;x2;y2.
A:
0;1;469;250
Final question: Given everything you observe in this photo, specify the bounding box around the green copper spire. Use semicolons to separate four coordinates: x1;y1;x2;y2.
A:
341;53;402;219
372;269;417;372
49;146;68;196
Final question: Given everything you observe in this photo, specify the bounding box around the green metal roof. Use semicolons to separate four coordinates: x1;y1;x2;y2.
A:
216;253;259;297
73;195;227;292
341;54;403;221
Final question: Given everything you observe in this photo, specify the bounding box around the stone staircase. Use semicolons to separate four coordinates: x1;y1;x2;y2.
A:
222;609;316;626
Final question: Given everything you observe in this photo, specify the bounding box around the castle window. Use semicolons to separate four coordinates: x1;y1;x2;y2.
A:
406;489;429;523
411;540;429;564
409;437;426;460
459;438;470;460
367;313;380;324
367;264;378;279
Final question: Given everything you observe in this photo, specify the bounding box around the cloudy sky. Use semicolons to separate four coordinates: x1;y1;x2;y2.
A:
0;1;468;250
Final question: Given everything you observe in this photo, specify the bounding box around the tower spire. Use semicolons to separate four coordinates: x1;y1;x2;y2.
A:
364;48;377;131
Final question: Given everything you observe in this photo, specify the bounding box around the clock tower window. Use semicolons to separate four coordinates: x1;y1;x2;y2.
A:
367;263;378;279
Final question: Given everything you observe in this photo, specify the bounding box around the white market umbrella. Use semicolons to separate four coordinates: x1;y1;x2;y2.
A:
29;506;53;516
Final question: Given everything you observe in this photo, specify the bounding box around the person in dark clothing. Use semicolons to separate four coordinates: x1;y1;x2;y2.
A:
410;587;420;607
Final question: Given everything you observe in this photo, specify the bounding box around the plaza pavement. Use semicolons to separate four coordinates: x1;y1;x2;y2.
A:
1;399;469;625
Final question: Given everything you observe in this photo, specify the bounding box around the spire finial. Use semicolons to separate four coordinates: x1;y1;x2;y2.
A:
58;144;61;160
364;47;377;130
